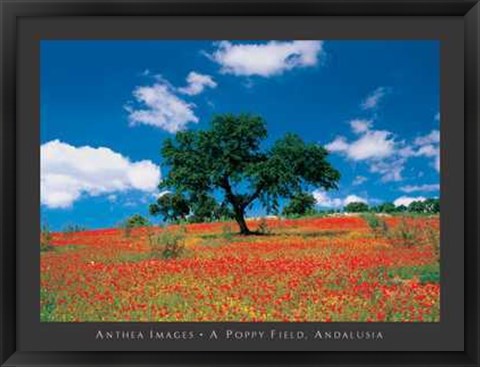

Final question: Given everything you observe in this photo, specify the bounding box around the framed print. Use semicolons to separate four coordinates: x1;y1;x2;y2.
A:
1;0;479;366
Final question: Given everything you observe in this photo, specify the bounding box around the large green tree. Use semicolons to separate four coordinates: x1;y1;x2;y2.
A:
159;114;340;234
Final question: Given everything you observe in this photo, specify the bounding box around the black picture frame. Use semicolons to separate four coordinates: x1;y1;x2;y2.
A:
1;0;479;366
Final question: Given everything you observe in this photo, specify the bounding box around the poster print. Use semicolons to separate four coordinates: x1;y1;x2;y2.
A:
40;40;440;324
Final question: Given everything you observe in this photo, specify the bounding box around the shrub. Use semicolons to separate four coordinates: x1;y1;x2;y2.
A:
391;217;421;247
257;218;271;235
361;213;389;238
149;226;186;260
221;223;234;242
120;214;151;237
422;223;440;261
63;223;87;235
41;224;54;252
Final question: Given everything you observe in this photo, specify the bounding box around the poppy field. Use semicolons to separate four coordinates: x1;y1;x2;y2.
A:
40;215;440;322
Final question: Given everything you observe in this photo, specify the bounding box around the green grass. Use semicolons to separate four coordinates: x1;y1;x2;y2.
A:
386;263;440;284
40;288;57;321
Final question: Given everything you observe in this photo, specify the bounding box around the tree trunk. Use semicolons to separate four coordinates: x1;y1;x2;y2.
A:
220;175;252;235
233;206;251;235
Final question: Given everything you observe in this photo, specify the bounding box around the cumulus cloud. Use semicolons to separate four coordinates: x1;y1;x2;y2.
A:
208;40;324;77
344;194;368;205
178;71;217;96
393;196;426;207
325;114;441;181
325;119;401;181
312;190;368;208
409;130;440;172
326;130;395;161
126;81;199;133
361;87;389;110
41;140;161;209
400;184;440;193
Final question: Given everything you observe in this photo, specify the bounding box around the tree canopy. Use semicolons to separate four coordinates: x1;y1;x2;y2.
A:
159;114;340;234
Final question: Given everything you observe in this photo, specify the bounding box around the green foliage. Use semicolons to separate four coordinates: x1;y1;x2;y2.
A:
282;192;316;217
41;224;54;252
387;264;440;284
372;202;397;213
149;227;186;260
408;198;440;214
188;194;235;223
391;217;419;247
159;114;340;234
361;213;389;238
126;214;151;227
120;214;151;237
40;288;57;321
149;192;190;222
344;201;369;213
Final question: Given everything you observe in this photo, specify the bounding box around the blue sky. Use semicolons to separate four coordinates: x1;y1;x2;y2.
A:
41;40;440;230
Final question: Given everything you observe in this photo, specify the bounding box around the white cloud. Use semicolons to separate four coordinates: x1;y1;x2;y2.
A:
369;158;406;182
435;112;440;121
352;175;368;185
326;130;395;161
414;130;440;146
325;119;400;181
350;119;372;134
361;87;388;110
208;40;324;77
325;136;349;153
178;71;217;96
412;130;440;172
41;140;161;209
400;184;440;193
312;190;343;208
312;190;367;208
344;195;367;205
393;196;426;207
326;116;441;181
127;81;199;133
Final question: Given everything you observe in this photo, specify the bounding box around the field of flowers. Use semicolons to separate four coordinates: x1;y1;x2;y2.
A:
40;216;440;322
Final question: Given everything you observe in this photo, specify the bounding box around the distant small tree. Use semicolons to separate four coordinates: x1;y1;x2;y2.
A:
376;202;397;214
396;204;408;213
408;200;426;213
149;192;190;222
121;214;150;237
344;201;369;213
282;192;316;217
125;214;150;228
423;198;440;214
